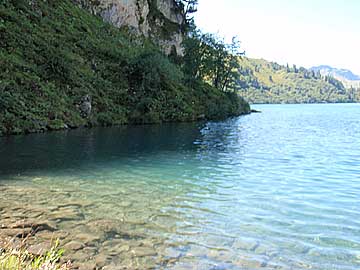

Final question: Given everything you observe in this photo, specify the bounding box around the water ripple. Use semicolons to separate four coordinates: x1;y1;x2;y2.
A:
0;104;360;269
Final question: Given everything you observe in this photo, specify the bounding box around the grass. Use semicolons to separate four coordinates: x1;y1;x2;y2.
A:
0;239;71;270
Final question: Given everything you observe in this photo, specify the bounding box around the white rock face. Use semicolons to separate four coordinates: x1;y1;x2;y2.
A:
96;0;151;35
77;0;184;55
159;31;184;55
156;0;183;25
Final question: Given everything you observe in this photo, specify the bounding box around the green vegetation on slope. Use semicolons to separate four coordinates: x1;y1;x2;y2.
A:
0;0;249;136
237;58;359;104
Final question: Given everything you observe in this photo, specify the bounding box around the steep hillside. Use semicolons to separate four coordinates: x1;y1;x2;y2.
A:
238;58;358;104
0;0;249;136
76;0;186;55
310;65;360;88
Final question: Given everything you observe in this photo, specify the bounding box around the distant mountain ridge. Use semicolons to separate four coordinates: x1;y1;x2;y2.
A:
237;58;360;104
310;65;360;88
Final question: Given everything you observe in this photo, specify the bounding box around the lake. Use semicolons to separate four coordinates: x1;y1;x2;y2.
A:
0;104;360;269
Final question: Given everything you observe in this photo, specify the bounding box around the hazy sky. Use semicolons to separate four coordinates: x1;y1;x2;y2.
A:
195;0;360;75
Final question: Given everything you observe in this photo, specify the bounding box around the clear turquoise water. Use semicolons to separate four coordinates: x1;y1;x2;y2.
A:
1;104;360;269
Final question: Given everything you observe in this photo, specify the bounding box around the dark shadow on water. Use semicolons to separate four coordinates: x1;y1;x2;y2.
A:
0;116;251;177
0;123;206;176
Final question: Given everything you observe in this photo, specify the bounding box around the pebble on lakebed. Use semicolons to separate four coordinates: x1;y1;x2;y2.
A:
0;184;275;269
0;185;174;269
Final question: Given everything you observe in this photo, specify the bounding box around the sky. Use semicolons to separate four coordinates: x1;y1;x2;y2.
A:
195;0;360;75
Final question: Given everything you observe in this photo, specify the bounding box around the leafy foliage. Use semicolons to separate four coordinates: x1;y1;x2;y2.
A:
182;29;244;92
0;0;249;135
174;0;198;27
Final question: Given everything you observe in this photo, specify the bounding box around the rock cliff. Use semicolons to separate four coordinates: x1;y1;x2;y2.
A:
0;0;250;136
76;0;185;55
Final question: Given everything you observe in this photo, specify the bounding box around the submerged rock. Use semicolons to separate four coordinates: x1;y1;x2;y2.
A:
232;239;259;251
75;233;100;246
64;241;85;251
10;220;57;232
94;253;111;268
75;261;97;270
131;246;158;257
49;207;84;222
27;242;52;256
0;228;32;238
35;230;69;241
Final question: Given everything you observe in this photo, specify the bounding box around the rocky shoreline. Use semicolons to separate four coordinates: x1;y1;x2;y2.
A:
0;185;167;270
0;180;271;270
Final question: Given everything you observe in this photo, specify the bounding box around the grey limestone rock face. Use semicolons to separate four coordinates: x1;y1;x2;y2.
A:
76;0;185;55
98;0;151;34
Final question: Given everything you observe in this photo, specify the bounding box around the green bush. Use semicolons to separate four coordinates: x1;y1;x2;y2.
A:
0;0;249;135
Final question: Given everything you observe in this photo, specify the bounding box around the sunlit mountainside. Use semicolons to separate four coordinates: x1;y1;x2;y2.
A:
238;58;360;104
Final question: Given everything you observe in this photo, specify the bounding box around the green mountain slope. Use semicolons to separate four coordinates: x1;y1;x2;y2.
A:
0;0;249;136
237;58;359;104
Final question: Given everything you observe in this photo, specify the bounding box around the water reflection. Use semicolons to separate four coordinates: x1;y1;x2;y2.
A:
1;104;360;269
0;123;205;176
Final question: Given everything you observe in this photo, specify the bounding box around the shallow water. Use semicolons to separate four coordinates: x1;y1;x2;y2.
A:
1;104;360;269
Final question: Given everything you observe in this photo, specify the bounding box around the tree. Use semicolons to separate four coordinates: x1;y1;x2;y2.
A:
182;29;244;92
174;0;198;27
182;28;203;85
219;37;244;91
286;63;290;73
293;64;298;73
